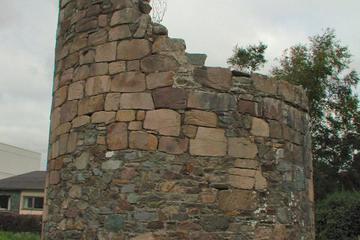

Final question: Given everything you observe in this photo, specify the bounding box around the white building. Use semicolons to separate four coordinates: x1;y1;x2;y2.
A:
0;143;42;180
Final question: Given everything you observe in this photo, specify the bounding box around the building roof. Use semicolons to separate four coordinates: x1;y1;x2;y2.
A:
0;171;46;191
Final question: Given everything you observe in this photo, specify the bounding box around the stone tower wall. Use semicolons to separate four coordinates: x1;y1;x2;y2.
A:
44;0;315;239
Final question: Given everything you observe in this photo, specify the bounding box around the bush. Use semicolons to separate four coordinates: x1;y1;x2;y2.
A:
0;213;42;233
316;191;360;240
0;231;40;240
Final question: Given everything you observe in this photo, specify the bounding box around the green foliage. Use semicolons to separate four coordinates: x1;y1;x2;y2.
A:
0;232;40;240
316;191;360;240
228;42;267;73
272;29;360;200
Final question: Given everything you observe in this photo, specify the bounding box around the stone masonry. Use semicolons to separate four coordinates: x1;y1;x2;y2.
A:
44;0;315;239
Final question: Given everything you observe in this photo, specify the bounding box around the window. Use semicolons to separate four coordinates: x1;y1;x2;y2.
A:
0;195;10;210
23;196;44;210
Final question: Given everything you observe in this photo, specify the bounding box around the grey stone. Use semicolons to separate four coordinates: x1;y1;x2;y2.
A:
104;215;125;232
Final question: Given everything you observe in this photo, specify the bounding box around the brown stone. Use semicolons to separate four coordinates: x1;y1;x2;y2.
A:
74;65;89;81
182;125;198;138
159;137;189;155
269;120;282;139
51;107;61;132
58;134;68;156
91;111;116;124
98;14;108;27
228;138;258;159
200;192;217;204
255;171;267;191
187;91;236;111
120;93;154;110
129;131;158;151
54;86;68;108
152;36;186;53
238;99;258;116
85;76;111;96
78;95;104;115
234;159;259;169
105;93;121;111
90;63;108;76
80;50;95;65
128;121;142;131
218;190;257;211
109;25;132;41
278;80;296;103
228;175;255;189
136;111;145;120
95;42;117;62
251;117;270;137
141;55;179;73
263;98;282;120
107;122;128;150
152;87;187;109
110;8;141;26
72;115;90;128
68;81;84;100
54;122;71;138
130;233;155;240
109;61;126;75
252;75;277;95
184;110;217;127
144;109;181;136
116;110;136;122
89;29;108;46
49;171;60;185
127;60;140;71
146;71;174;89
194;67;232;91
190;127;227;156
60;68;73;86
117;39;151;60
111;72;146;92
60;100;78;123
67;132;78;153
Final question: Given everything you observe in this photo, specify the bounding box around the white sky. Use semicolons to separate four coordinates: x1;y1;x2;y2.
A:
0;0;359;169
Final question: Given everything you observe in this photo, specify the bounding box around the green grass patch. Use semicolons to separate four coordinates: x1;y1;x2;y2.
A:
0;231;40;240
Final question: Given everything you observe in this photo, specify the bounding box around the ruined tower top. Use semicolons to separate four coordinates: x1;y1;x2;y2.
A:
44;0;315;239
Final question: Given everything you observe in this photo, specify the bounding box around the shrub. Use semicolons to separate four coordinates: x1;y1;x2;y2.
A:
0;213;42;233
316;191;360;240
0;231;40;240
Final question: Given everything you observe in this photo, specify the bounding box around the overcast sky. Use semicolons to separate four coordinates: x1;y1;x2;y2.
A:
0;0;359;169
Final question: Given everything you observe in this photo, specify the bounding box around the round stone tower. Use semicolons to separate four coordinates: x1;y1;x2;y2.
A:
44;0;315;239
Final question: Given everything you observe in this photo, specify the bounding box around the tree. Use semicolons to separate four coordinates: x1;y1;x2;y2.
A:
227;42;267;73
150;0;168;23
272;29;360;200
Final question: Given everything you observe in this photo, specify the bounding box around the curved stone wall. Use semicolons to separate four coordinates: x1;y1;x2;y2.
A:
44;0;315;239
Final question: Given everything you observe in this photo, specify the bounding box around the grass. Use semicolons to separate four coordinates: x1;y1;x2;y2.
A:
0;232;40;240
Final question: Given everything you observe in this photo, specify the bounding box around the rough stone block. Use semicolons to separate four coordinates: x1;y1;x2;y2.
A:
109;25;132;41
120;93;154;110
68;81;84;100
72;115;90;128
107;122;128;150
194;67;232;91
60;100;78;123
110;8;141;26
129;131;158;151
190;127;227;156
109;61;126;75
238;99;258;116
111;72;146;92
105;93;121;111
117;39;151;60
159;137;189;155
228;138;258;159
141;55;179;73
54;86;68;108
218;190;257;211
91;111;116;124
252;75;277;95
85;76;111;96
90;63;108;76
250;117;270;137
184;110;217;127
146;71;175;89
144;109;181;136
78;95;104;115
95;42;117;62
152;87;187;109
116;110;136;122
187;91;236;112
152;36;186;53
